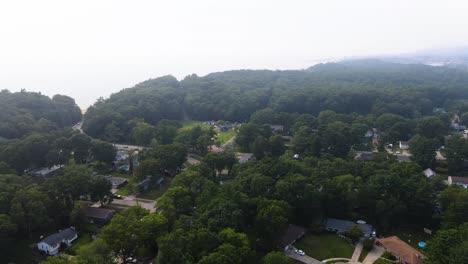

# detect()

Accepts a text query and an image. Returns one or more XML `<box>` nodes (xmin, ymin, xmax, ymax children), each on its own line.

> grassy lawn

<box><xmin>358</xmin><ymin>248</ymin><xmax>369</xmax><ymax>262</ymax></box>
<box><xmin>214</xmin><ymin>129</ymin><xmax>236</xmax><ymax>146</ymax></box>
<box><xmin>116</xmin><ymin>180</ymin><xmax>137</xmax><ymax>196</ymax></box>
<box><xmin>373</xmin><ymin>258</ymin><xmax>394</xmax><ymax>264</ymax></box>
<box><xmin>137</xmin><ymin>177</ymin><xmax>173</xmax><ymax>200</ymax></box>
<box><xmin>392</xmin><ymin>228</ymin><xmax>431</xmax><ymax>251</ymax></box>
<box><xmin>294</xmin><ymin>232</ymin><xmax>354</xmax><ymax>261</ymax></box>
<box><xmin>67</xmin><ymin>233</ymin><xmax>92</xmax><ymax>255</ymax></box>
<box><xmin>178</xmin><ymin>121</ymin><xmax>211</xmax><ymax>132</ymax></box>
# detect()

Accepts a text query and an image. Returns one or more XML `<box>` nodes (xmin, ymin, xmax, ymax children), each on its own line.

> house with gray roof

<box><xmin>31</xmin><ymin>165</ymin><xmax>62</xmax><ymax>177</ymax></box>
<box><xmin>104</xmin><ymin>176</ymin><xmax>128</xmax><ymax>189</ymax></box>
<box><xmin>84</xmin><ymin>207</ymin><xmax>115</xmax><ymax>224</ymax></box>
<box><xmin>37</xmin><ymin>227</ymin><xmax>77</xmax><ymax>255</ymax></box>
<box><xmin>325</xmin><ymin>218</ymin><xmax>373</xmax><ymax>237</ymax></box>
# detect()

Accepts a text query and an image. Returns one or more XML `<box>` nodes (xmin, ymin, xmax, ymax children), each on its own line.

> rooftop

<box><xmin>423</xmin><ymin>168</ymin><xmax>436</xmax><ymax>178</ymax></box>
<box><xmin>450</xmin><ymin>176</ymin><xmax>468</xmax><ymax>184</ymax></box>
<box><xmin>84</xmin><ymin>207</ymin><xmax>115</xmax><ymax>220</ymax></box>
<box><xmin>325</xmin><ymin>218</ymin><xmax>373</xmax><ymax>236</ymax></box>
<box><xmin>377</xmin><ymin>236</ymin><xmax>425</xmax><ymax>264</ymax></box>
<box><xmin>41</xmin><ymin>228</ymin><xmax>77</xmax><ymax>247</ymax></box>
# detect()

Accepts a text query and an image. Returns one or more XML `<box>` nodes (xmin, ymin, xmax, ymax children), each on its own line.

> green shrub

<box><xmin>363</xmin><ymin>238</ymin><xmax>375</xmax><ymax>251</ymax></box>
<box><xmin>382</xmin><ymin>251</ymin><xmax>397</xmax><ymax>261</ymax></box>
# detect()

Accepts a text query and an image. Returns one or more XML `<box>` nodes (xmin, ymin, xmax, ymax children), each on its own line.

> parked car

<box><xmin>294</xmin><ymin>249</ymin><xmax>305</xmax><ymax>256</ymax></box>
<box><xmin>113</xmin><ymin>194</ymin><xmax>123</xmax><ymax>199</ymax></box>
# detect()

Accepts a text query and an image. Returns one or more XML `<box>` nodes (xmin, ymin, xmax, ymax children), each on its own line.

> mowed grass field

<box><xmin>294</xmin><ymin>232</ymin><xmax>354</xmax><ymax>261</ymax></box>
<box><xmin>179</xmin><ymin>120</ymin><xmax>237</xmax><ymax>146</ymax></box>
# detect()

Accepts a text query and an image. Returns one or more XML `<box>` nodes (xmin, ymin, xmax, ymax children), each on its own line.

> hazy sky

<box><xmin>1</xmin><ymin>0</ymin><xmax>468</xmax><ymax>108</ymax></box>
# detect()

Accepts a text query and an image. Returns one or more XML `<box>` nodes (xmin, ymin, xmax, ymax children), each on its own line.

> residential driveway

<box><xmin>362</xmin><ymin>246</ymin><xmax>385</xmax><ymax>264</ymax></box>
<box><xmin>111</xmin><ymin>198</ymin><xmax>156</xmax><ymax>212</ymax></box>
<box><xmin>350</xmin><ymin>241</ymin><xmax>363</xmax><ymax>263</ymax></box>
<box><xmin>285</xmin><ymin>249</ymin><xmax>322</xmax><ymax>264</ymax></box>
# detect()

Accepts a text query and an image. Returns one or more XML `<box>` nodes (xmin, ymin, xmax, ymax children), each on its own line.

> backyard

<box><xmin>179</xmin><ymin>120</ymin><xmax>237</xmax><ymax>146</ymax></box>
<box><xmin>392</xmin><ymin>228</ymin><xmax>431</xmax><ymax>252</ymax></box>
<box><xmin>294</xmin><ymin>232</ymin><xmax>354</xmax><ymax>261</ymax></box>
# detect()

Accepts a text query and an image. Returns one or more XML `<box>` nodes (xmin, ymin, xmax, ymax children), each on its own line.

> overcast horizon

<box><xmin>1</xmin><ymin>0</ymin><xmax>468</xmax><ymax>108</ymax></box>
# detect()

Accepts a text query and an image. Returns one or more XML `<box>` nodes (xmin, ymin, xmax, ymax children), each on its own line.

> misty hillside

<box><xmin>83</xmin><ymin>60</ymin><xmax>468</xmax><ymax>142</ymax></box>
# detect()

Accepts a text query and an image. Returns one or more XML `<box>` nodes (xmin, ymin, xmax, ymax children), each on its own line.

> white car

<box><xmin>294</xmin><ymin>249</ymin><xmax>305</xmax><ymax>256</ymax></box>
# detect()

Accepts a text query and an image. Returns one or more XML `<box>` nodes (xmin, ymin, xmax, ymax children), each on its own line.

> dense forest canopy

<box><xmin>0</xmin><ymin>90</ymin><xmax>82</xmax><ymax>139</ymax></box>
<box><xmin>83</xmin><ymin>60</ymin><xmax>468</xmax><ymax>142</ymax></box>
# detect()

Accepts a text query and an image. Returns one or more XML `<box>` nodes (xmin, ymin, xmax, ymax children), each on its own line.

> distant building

<box><xmin>237</xmin><ymin>153</ymin><xmax>254</xmax><ymax>163</ymax></box>
<box><xmin>138</xmin><ymin>178</ymin><xmax>152</xmax><ymax>192</ymax></box>
<box><xmin>84</xmin><ymin>207</ymin><xmax>115</xmax><ymax>224</ymax></box>
<box><xmin>104</xmin><ymin>176</ymin><xmax>128</xmax><ymax>189</ymax></box>
<box><xmin>325</xmin><ymin>218</ymin><xmax>373</xmax><ymax>237</ymax></box>
<box><xmin>355</xmin><ymin>151</ymin><xmax>376</xmax><ymax>161</ymax></box>
<box><xmin>448</xmin><ymin>176</ymin><xmax>468</xmax><ymax>188</ymax></box>
<box><xmin>278</xmin><ymin>224</ymin><xmax>307</xmax><ymax>251</ymax></box>
<box><xmin>270</xmin><ymin>125</ymin><xmax>284</xmax><ymax>134</ymax></box>
<box><xmin>399</xmin><ymin>141</ymin><xmax>410</xmax><ymax>150</ymax></box>
<box><xmin>37</xmin><ymin>228</ymin><xmax>77</xmax><ymax>255</ymax></box>
<box><xmin>395</xmin><ymin>154</ymin><xmax>412</xmax><ymax>162</ymax></box>
<box><xmin>31</xmin><ymin>165</ymin><xmax>62</xmax><ymax>177</ymax></box>
<box><xmin>209</xmin><ymin>145</ymin><xmax>224</xmax><ymax>153</ymax></box>
<box><xmin>376</xmin><ymin>236</ymin><xmax>425</xmax><ymax>264</ymax></box>
<box><xmin>422</xmin><ymin>168</ymin><xmax>437</xmax><ymax>178</ymax></box>
<box><xmin>115</xmin><ymin>151</ymin><xmax>129</xmax><ymax>162</ymax></box>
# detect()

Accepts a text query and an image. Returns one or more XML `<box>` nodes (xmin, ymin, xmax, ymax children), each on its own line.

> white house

<box><xmin>448</xmin><ymin>176</ymin><xmax>468</xmax><ymax>188</ymax></box>
<box><xmin>399</xmin><ymin>141</ymin><xmax>410</xmax><ymax>150</ymax></box>
<box><xmin>37</xmin><ymin>228</ymin><xmax>77</xmax><ymax>255</ymax></box>
<box><xmin>423</xmin><ymin>168</ymin><xmax>437</xmax><ymax>178</ymax></box>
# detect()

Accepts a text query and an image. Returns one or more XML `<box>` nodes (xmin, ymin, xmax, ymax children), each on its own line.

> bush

<box><xmin>363</xmin><ymin>238</ymin><xmax>375</xmax><ymax>251</ymax></box>
<box><xmin>382</xmin><ymin>251</ymin><xmax>397</xmax><ymax>261</ymax></box>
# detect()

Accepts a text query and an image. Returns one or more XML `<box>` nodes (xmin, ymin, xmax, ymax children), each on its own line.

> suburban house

<box><xmin>376</xmin><ymin>236</ymin><xmax>425</xmax><ymax>264</ymax></box>
<box><xmin>115</xmin><ymin>151</ymin><xmax>129</xmax><ymax>162</ymax></box>
<box><xmin>237</xmin><ymin>153</ymin><xmax>254</xmax><ymax>163</ymax></box>
<box><xmin>270</xmin><ymin>125</ymin><xmax>284</xmax><ymax>134</ymax></box>
<box><xmin>422</xmin><ymin>168</ymin><xmax>437</xmax><ymax>178</ymax></box>
<box><xmin>104</xmin><ymin>176</ymin><xmax>128</xmax><ymax>189</ymax></box>
<box><xmin>278</xmin><ymin>224</ymin><xmax>307</xmax><ymax>251</ymax></box>
<box><xmin>37</xmin><ymin>227</ymin><xmax>78</xmax><ymax>255</ymax></box>
<box><xmin>354</xmin><ymin>151</ymin><xmax>376</xmax><ymax>161</ymax></box>
<box><xmin>399</xmin><ymin>141</ymin><xmax>410</xmax><ymax>150</ymax></box>
<box><xmin>395</xmin><ymin>154</ymin><xmax>412</xmax><ymax>163</ymax></box>
<box><xmin>209</xmin><ymin>145</ymin><xmax>224</xmax><ymax>153</ymax></box>
<box><xmin>325</xmin><ymin>218</ymin><xmax>374</xmax><ymax>237</ymax></box>
<box><xmin>31</xmin><ymin>165</ymin><xmax>62</xmax><ymax>177</ymax></box>
<box><xmin>138</xmin><ymin>178</ymin><xmax>151</xmax><ymax>192</ymax></box>
<box><xmin>84</xmin><ymin>207</ymin><xmax>115</xmax><ymax>224</ymax></box>
<box><xmin>447</xmin><ymin>176</ymin><xmax>468</xmax><ymax>188</ymax></box>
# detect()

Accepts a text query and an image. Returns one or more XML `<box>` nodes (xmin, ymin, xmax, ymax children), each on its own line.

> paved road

<box><xmin>285</xmin><ymin>249</ymin><xmax>322</xmax><ymax>264</ymax></box>
<box><xmin>362</xmin><ymin>246</ymin><xmax>385</xmax><ymax>264</ymax></box>
<box><xmin>112</xmin><ymin>198</ymin><xmax>156</xmax><ymax>212</ymax></box>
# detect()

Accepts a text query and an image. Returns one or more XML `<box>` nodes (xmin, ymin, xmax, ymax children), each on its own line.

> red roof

<box><xmin>377</xmin><ymin>236</ymin><xmax>424</xmax><ymax>264</ymax></box>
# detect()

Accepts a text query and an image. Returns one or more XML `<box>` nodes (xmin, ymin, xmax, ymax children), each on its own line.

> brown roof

<box><xmin>450</xmin><ymin>176</ymin><xmax>468</xmax><ymax>184</ymax></box>
<box><xmin>377</xmin><ymin>236</ymin><xmax>425</xmax><ymax>264</ymax></box>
